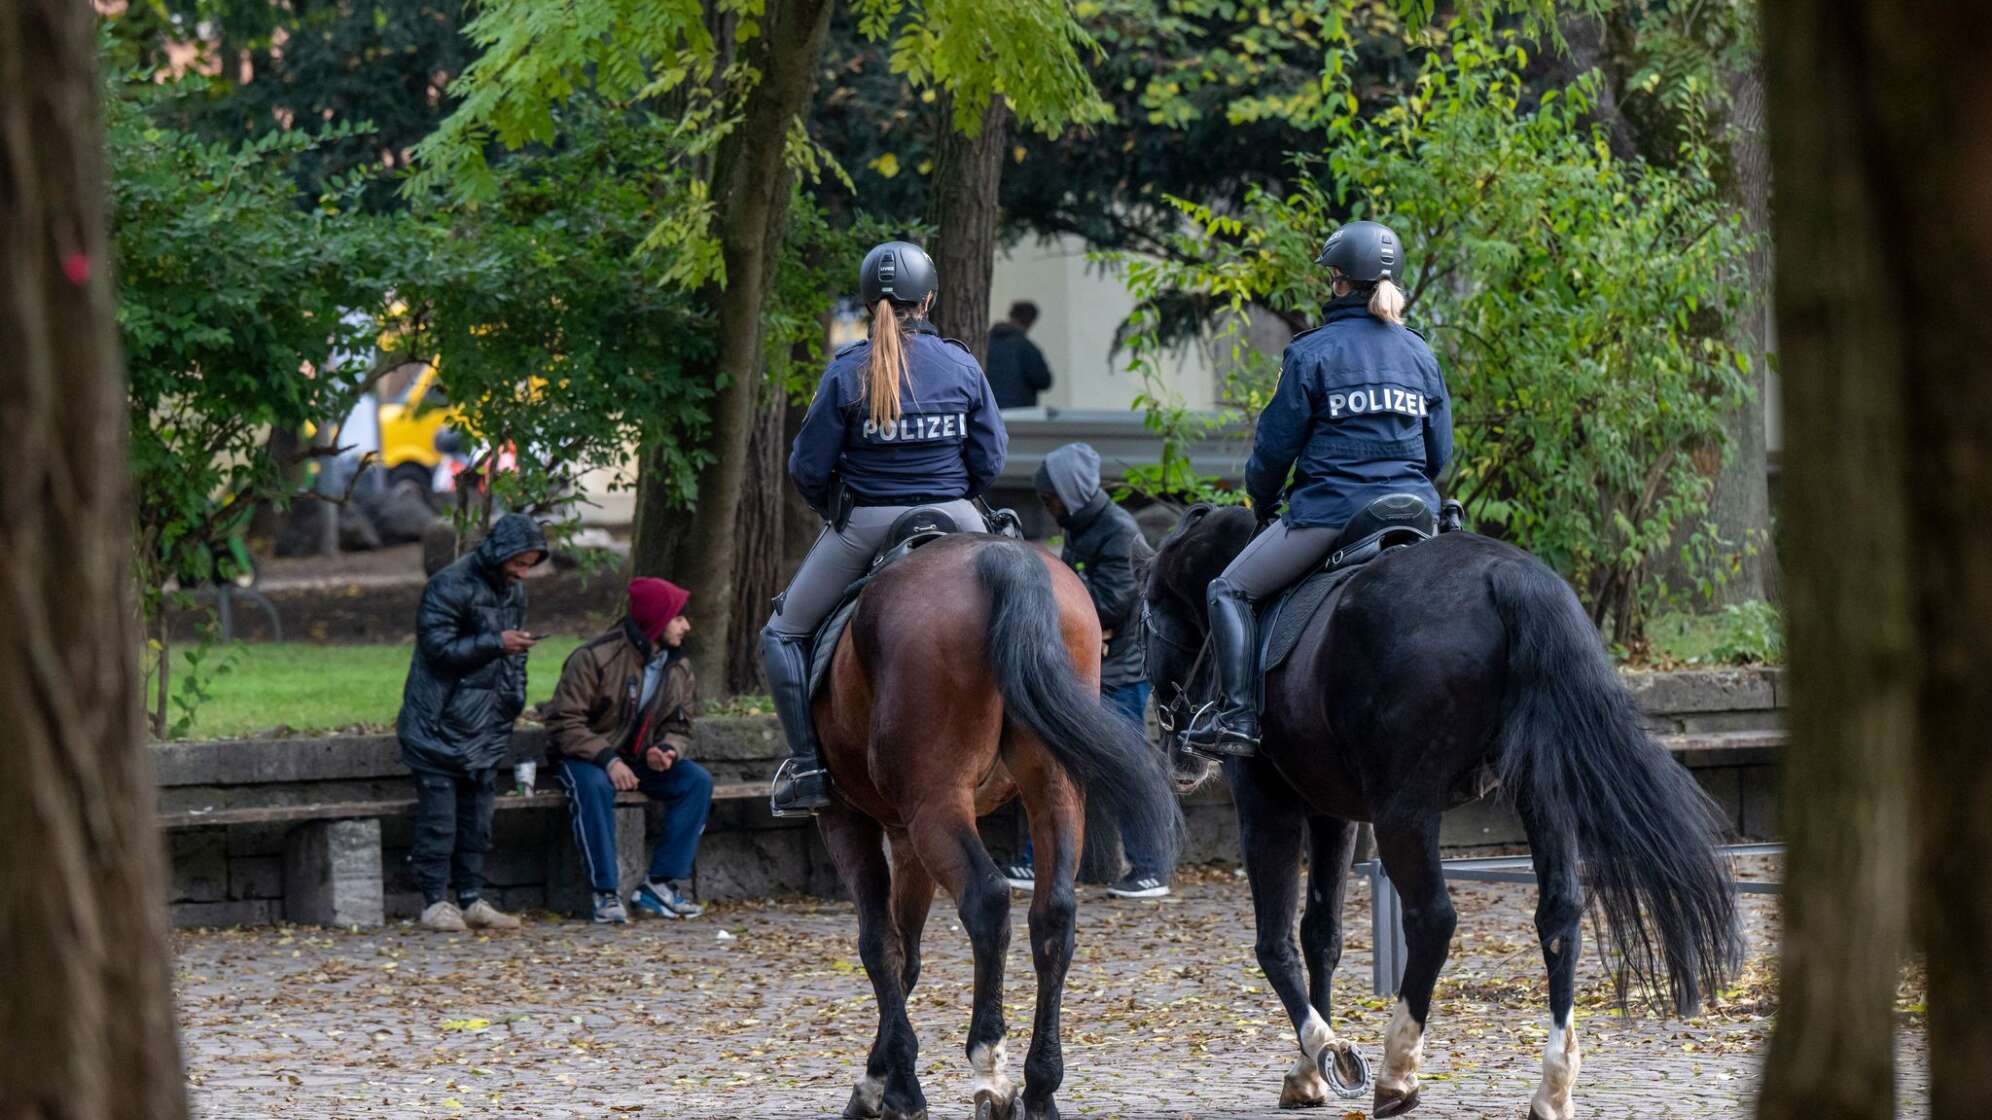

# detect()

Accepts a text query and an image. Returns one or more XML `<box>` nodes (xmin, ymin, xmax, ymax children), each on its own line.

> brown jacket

<box><xmin>541</xmin><ymin>618</ymin><xmax>695</xmax><ymax>767</ymax></box>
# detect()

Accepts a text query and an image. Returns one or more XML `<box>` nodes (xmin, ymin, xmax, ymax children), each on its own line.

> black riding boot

<box><xmin>1183</xmin><ymin>577</ymin><xmax>1260</xmax><ymax>757</ymax></box>
<box><xmin>762</xmin><ymin>629</ymin><xmax>832</xmax><ymax>816</ymax></box>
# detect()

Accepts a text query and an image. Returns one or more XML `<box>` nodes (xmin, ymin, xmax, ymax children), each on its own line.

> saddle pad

<box><xmin>1259</xmin><ymin>567</ymin><xmax>1359</xmax><ymax>675</ymax></box>
<box><xmin>808</xmin><ymin>588</ymin><xmax>863</xmax><ymax>701</ymax></box>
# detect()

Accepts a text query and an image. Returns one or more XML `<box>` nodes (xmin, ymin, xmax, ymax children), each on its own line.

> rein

<box><xmin>1141</xmin><ymin>596</ymin><xmax>1216</xmax><ymax>738</ymax></box>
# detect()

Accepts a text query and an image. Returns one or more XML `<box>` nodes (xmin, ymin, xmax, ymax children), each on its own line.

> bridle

<box><xmin>1141</xmin><ymin>594</ymin><xmax>1215</xmax><ymax>739</ymax></box>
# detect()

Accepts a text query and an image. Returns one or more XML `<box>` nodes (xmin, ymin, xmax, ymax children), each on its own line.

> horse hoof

<box><xmin>975</xmin><ymin>1088</ymin><xmax>1020</xmax><ymax>1120</ymax></box>
<box><xmin>1373</xmin><ymin>1085</ymin><xmax>1421</xmax><ymax>1118</ymax></box>
<box><xmin>882</xmin><ymin>1108</ymin><xmax>928</xmax><ymax>1120</ymax></box>
<box><xmin>843</xmin><ymin>1089</ymin><xmax>882</xmax><ymax>1120</ymax></box>
<box><xmin>1319</xmin><ymin>1043</ymin><xmax>1371</xmax><ymax>1099</ymax></box>
<box><xmin>1277</xmin><ymin>1077</ymin><xmax>1327</xmax><ymax>1109</ymax></box>
<box><xmin>1021</xmin><ymin>1097</ymin><xmax>1060</xmax><ymax>1120</ymax></box>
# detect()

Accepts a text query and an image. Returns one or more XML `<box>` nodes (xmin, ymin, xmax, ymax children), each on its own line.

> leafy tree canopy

<box><xmin>1114</xmin><ymin>20</ymin><xmax>1752</xmax><ymax>640</ymax></box>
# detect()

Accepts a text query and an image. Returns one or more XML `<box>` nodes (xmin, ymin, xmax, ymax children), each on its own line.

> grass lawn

<box><xmin>161</xmin><ymin>637</ymin><xmax>583</xmax><ymax>742</ymax></box>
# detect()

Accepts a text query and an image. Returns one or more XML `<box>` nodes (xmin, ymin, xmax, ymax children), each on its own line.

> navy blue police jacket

<box><xmin>1245</xmin><ymin>293</ymin><xmax>1453</xmax><ymax>529</ymax></box>
<box><xmin>788</xmin><ymin>320</ymin><xmax>1009</xmax><ymax>516</ymax></box>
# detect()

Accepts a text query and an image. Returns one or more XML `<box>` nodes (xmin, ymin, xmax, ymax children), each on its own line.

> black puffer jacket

<box><xmin>397</xmin><ymin>514</ymin><xmax>547</xmax><ymax>775</ymax></box>
<box><xmin>1059</xmin><ymin>492</ymin><xmax>1150</xmax><ymax>689</ymax></box>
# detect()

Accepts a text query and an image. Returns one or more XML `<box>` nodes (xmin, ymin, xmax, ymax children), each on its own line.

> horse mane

<box><xmin>1148</xmin><ymin>502</ymin><xmax>1256</xmax><ymax>613</ymax></box>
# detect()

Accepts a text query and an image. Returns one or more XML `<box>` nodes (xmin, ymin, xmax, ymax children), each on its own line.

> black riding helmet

<box><xmin>1315</xmin><ymin>220</ymin><xmax>1400</xmax><ymax>283</ymax></box>
<box><xmin>859</xmin><ymin>240</ymin><xmax>940</xmax><ymax>308</ymax></box>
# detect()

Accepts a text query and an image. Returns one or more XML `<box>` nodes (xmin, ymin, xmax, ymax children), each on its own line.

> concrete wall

<box><xmin>156</xmin><ymin>669</ymin><xmax>1783</xmax><ymax>927</ymax></box>
<box><xmin>988</xmin><ymin>234</ymin><xmax>1226</xmax><ymax>411</ymax></box>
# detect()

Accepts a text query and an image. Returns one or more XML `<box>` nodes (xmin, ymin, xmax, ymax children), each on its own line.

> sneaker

<box><xmin>1001</xmin><ymin>862</ymin><xmax>1036</xmax><ymax>892</ymax></box>
<box><xmin>461</xmin><ymin>898</ymin><xmax>523</xmax><ymax>930</ymax></box>
<box><xmin>592</xmin><ymin>891</ymin><xmax>629</xmax><ymax>925</ymax></box>
<box><xmin>419</xmin><ymin>900</ymin><xmax>466</xmax><ymax>932</ymax></box>
<box><xmin>1107</xmin><ymin>873</ymin><xmax>1171</xmax><ymax>899</ymax></box>
<box><xmin>631</xmin><ymin>880</ymin><xmax>703</xmax><ymax>920</ymax></box>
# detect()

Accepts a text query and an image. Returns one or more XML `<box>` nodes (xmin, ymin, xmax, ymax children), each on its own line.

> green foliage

<box><xmin>102</xmin><ymin>0</ymin><xmax>477</xmax><ymax>211</ymax></box>
<box><xmin>1112</xmin><ymin>21</ymin><xmax>1753</xmax><ymax>639</ymax></box>
<box><xmin>398</xmin><ymin>98</ymin><xmax>717</xmax><ymax>519</ymax></box>
<box><xmin>1704</xmin><ymin>600</ymin><xmax>1784</xmax><ymax>664</ymax></box>
<box><xmin>411</xmin><ymin>0</ymin><xmax>1109</xmax><ymax>274</ymax></box>
<box><xmin>1643</xmin><ymin>600</ymin><xmax>1784</xmax><ymax>665</ymax></box>
<box><xmin>110</xmin><ymin>69</ymin><xmax>400</xmax><ymax>600</ymax></box>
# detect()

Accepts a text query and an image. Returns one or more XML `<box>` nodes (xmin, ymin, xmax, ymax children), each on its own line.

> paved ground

<box><xmin>177</xmin><ymin>862</ymin><xmax>1928</xmax><ymax>1119</ymax></box>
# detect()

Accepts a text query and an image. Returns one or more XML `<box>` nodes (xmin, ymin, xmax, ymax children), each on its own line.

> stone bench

<box><xmin>161</xmin><ymin>778</ymin><xmax>767</xmax><ymax>929</ymax></box>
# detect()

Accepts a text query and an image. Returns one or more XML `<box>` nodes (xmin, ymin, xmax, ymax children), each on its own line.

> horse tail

<box><xmin>975</xmin><ymin>540</ymin><xmax>1182</xmax><ymax>870</ymax></box>
<box><xmin>1487</xmin><ymin>556</ymin><xmax>1743</xmax><ymax>1015</ymax></box>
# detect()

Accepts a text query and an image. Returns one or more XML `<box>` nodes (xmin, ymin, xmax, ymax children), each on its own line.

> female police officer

<box><xmin>1181</xmin><ymin>220</ymin><xmax>1453</xmax><ymax>757</ymax></box>
<box><xmin>764</xmin><ymin>240</ymin><xmax>1009</xmax><ymax>815</ymax></box>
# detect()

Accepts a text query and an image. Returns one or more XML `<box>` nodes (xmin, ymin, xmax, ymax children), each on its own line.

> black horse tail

<box><xmin>1488</xmin><ymin>557</ymin><xmax>1743</xmax><ymax>1015</ymax></box>
<box><xmin>975</xmin><ymin>540</ymin><xmax>1182</xmax><ymax>871</ymax></box>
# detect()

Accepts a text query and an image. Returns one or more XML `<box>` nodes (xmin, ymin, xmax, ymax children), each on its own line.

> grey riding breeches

<box><xmin>1216</xmin><ymin>519</ymin><xmax>1343</xmax><ymax>601</ymax></box>
<box><xmin>765</xmin><ymin>499</ymin><xmax>986</xmax><ymax>638</ymax></box>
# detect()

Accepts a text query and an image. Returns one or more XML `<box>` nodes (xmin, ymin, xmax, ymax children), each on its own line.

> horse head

<box><xmin>1141</xmin><ymin>502</ymin><xmax>1256</xmax><ymax>791</ymax></box>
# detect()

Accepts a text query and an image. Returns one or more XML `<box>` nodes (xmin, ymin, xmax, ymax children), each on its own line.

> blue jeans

<box><xmin>557</xmin><ymin>755</ymin><xmax>714</xmax><ymax>893</ymax></box>
<box><xmin>1017</xmin><ymin>682</ymin><xmax>1169</xmax><ymax>878</ymax></box>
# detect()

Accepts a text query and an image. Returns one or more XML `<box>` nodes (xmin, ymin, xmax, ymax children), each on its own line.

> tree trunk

<box><xmin>726</xmin><ymin>388</ymin><xmax>787</xmax><ymax>693</ymax></box>
<box><xmin>629</xmin><ymin>0</ymin><xmax>835</xmax><ymax>690</ymax></box>
<box><xmin>1703</xmin><ymin>62</ymin><xmax>1776</xmax><ymax>607</ymax></box>
<box><xmin>1757</xmin><ymin>4</ymin><xmax>1992</xmax><ymax>1119</ymax></box>
<box><xmin>926</xmin><ymin>94</ymin><xmax>1012</xmax><ymax>364</ymax></box>
<box><xmin>0</xmin><ymin>1</ymin><xmax>189</xmax><ymax>1115</ymax></box>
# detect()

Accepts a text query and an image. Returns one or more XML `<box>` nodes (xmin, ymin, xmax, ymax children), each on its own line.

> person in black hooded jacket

<box><xmin>396</xmin><ymin>512</ymin><xmax>547</xmax><ymax>932</ymax></box>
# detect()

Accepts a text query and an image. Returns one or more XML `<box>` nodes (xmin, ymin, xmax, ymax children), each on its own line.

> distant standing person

<box><xmin>985</xmin><ymin>300</ymin><xmax>1054</xmax><ymax>409</ymax></box>
<box><xmin>541</xmin><ymin>577</ymin><xmax>713</xmax><ymax>924</ymax></box>
<box><xmin>1005</xmin><ymin>442</ymin><xmax>1174</xmax><ymax>898</ymax></box>
<box><xmin>396</xmin><ymin>512</ymin><xmax>548</xmax><ymax>932</ymax></box>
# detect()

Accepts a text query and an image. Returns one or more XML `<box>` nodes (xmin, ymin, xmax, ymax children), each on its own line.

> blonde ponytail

<box><xmin>864</xmin><ymin>299</ymin><xmax>908</xmax><ymax>428</ymax></box>
<box><xmin>1369</xmin><ymin>278</ymin><xmax>1407</xmax><ymax>325</ymax></box>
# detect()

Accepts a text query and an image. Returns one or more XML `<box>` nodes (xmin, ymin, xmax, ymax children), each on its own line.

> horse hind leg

<box><xmin>1012</xmin><ymin>743</ymin><xmax>1083</xmax><ymax>1120</ymax></box>
<box><xmin>906</xmin><ymin>805</ymin><xmax>1018</xmax><ymax>1120</ymax></box>
<box><xmin>820</xmin><ymin>808</ymin><xmax>927</xmax><ymax>1120</ymax></box>
<box><xmin>1371</xmin><ymin>818</ymin><xmax>1458</xmax><ymax>1119</ymax></box>
<box><xmin>1520</xmin><ymin>801</ymin><xmax>1584</xmax><ymax>1120</ymax></box>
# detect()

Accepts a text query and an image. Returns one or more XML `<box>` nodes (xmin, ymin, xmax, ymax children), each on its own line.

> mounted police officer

<box><xmin>1182</xmin><ymin>220</ymin><xmax>1453</xmax><ymax>757</ymax></box>
<box><xmin>765</xmin><ymin>240</ymin><xmax>1009</xmax><ymax>815</ymax></box>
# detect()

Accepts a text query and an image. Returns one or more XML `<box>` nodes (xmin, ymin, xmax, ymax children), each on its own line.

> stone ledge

<box><xmin>153</xmin><ymin>667</ymin><xmax>1784</xmax><ymax>788</ymax></box>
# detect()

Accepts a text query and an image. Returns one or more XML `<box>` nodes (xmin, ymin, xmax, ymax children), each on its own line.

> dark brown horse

<box><xmin>814</xmin><ymin>533</ymin><xmax>1180</xmax><ymax>1120</ymax></box>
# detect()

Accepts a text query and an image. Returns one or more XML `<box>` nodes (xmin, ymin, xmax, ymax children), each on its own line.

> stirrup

<box><xmin>769</xmin><ymin>757</ymin><xmax>832</xmax><ymax>818</ymax></box>
<box><xmin>1180</xmin><ymin>704</ymin><xmax>1259</xmax><ymax>759</ymax></box>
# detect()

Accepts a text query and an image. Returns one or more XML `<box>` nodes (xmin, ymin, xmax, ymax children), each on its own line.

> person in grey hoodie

<box><xmin>1004</xmin><ymin>443</ymin><xmax>1174</xmax><ymax>898</ymax></box>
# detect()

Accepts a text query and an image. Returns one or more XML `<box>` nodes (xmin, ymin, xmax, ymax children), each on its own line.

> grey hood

<box><xmin>1034</xmin><ymin>442</ymin><xmax>1101</xmax><ymax>514</ymax></box>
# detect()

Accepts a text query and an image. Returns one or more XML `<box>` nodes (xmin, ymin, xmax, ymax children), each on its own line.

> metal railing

<box><xmin>1363</xmin><ymin>842</ymin><xmax>1783</xmax><ymax>997</ymax></box>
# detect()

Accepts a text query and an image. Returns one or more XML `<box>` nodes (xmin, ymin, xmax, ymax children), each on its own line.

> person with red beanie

<box><xmin>541</xmin><ymin>577</ymin><xmax>712</xmax><ymax>923</ymax></box>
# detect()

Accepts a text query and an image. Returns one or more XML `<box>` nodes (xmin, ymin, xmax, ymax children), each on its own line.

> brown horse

<box><xmin>812</xmin><ymin>532</ymin><xmax>1181</xmax><ymax>1120</ymax></box>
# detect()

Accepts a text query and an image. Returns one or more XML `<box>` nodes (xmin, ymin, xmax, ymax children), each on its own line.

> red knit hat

<box><xmin>628</xmin><ymin>577</ymin><xmax>690</xmax><ymax>643</ymax></box>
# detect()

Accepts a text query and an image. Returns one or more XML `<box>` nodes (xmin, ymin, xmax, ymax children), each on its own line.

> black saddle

<box><xmin>1324</xmin><ymin>493</ymin><xmax>1437</xmax><ymax>572</ymax></box>
<box><xmin>807</xmin><ymin>506</ymin><xmax>979</xmax><ymax>698</ymax></box>
<box><xmin>871</xmin><ymin>506</ymin><xmax>960</xmax><ymax>572</ymax></box>
<box><xmin>1259</xmin><ymin>494</ymin><xmax>1455</xmax><ymax>674</ymax></box>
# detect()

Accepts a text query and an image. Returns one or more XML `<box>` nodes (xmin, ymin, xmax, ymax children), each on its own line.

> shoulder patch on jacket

<box><xmin>1290</xmin><ymin>324</ymin><xmax>1325</xmax><ymax>342</ymax></box>
<box><xmin>1404</xmin><ymin>324</ymin><xmax>1427</xmax><ymax>341</ymax></box>
<box><xmin>941</xmin><ymin>336</ymin><xmax>973</xmax><ymax>353</ymax></box>
<box><xmin>834</xmin><ymin>338</ymin><xmax>869</xmax><ymax>359</ymax></box>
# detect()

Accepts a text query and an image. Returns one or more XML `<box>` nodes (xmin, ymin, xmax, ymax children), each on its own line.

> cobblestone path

<box><xmin>177</xmin><ymin>864</ymin><xmax>1927</xmax><ymax>1119</ymax></box>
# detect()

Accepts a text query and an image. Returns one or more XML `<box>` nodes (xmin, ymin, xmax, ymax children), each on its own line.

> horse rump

<box><xmin>1488</xmin><ymin>557</ymin><xmax>1745</xmax><ymax>1015</ymax></box>
<box><xmin>974</xmin><ymin>541</ymin><xmax>1183</xmax><ymax>869</ymax></box>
